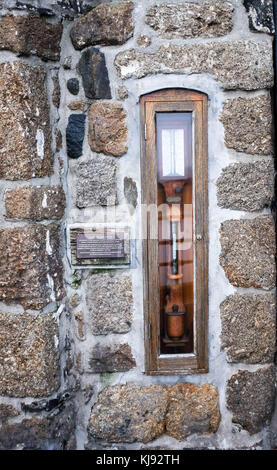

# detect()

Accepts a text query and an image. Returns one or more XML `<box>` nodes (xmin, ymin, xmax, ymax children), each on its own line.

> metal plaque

<box><xmin>69</xmin><ymin>225</ymin><xmax>131</xmax><ymax>267</ymax></box>
<box><xmin>76</xmin><ymin>233</ymin><xmax>125</xmax><ymax>259</ymax></box>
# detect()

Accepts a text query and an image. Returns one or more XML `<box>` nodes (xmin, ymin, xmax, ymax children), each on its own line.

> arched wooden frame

<box><xmin>140</xmin><ymin>89</ymin><xmax>208</xmax><ymax>375</ymax></box>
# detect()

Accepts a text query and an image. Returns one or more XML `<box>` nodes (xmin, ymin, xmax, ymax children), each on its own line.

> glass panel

<box><xmin>156</xmin><ymin>112</ymin><xmax>193</xmax><ymax>355</ymax></box>
<box><xmin>161</xmin><ymin>129</ymin><xmax>185</xmax><ymax>177</ymax></box>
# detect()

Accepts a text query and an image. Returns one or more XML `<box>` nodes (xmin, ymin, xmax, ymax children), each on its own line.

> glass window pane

<box><xmin>156</xmin><ymin>112</ymin><xmax>193</xmax><ymax>355</ymax></box>
<box><xmin>161</xmin><ymin>129</ymin><xmax>185</xmax><ymax>177</ymax></box>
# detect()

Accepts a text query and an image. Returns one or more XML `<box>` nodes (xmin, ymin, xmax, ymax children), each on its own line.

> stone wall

<box><xmin>0</xmin><ymin>0</ymin><xmax>276</xmax><ymax>451</ymax></box>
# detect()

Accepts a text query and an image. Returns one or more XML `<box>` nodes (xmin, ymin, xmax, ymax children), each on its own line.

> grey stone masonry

<box><xmin>226</xmin><ymin>366</ymin><xmax>276</xmax><ymax>434</ymax></box>
<box><xmin>88</xmin><ymin>383</ymin><xmax>220</xmax><ymax>443</ymax></box>
<box><xmin>0</xmin><ymin>61</ymin><xmax>52</xmax><ymax>180</ymax></box>
<box><xmin>145</xmin><ymin>2</ymin><xmax>233</xmax><ymax>39</ymax></box>
<box><xmin>76</xmin><ymin>157</ymin><xmax>117</xmax><ymax>207</ymax></box>
<box><xmin>0</xmin><ymin>312</ymin><xmax>60</xmax><ymax>397</ymax></box>
<box><xmin>220</xmin><ymin>216</ymin><xmax>276</xmax><ymax>290</ymax></box>
<box><xmin>220</xmin><ymin>294</ymin><xmax>276</xmax><ymax>364</ymax></box>
<box><xmin>115</xmin><ymin>41</ymin><xmax>273</xmax><ymax>90</ymax></box>
<box><xmin>89</xmin><ymin>343</ymin><xmax>136</xmax><ymax>373</ymax></box>
<box><xmin>220</xmin><ymin>95</ymin><xmax>273</xmax><ymax>155</ymax></box>
<box><xmin>216</xmin><ymin>160</ymin><xmax>274</xmax><ymax>211</ymax></box>
<box><xmin>86</xmin><ymin>272</ymin><xmax>133</xmax><ymax>335</ymax></box>
<box><xmin>0</xmin><ymin>224</ymin><xmax>64</xmax><ymax>309</ymax></box>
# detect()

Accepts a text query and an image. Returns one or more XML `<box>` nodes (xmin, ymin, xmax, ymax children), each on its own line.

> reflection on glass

<box><xmin>161</xmin><ymin>129</ymin><xmax>185</xmax><ymax>177</ymax></box>
<box><xmin>156</xmin><ymin>112</ymin><xmax>193</xmax><ymax>355</ymax></box>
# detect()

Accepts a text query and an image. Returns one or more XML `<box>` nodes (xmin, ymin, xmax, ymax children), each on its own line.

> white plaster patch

<box><xmin>36</xmin><ymin>128</ymin><xmax>45</xmax><ymax>159</ymax></box>
<box><xmin>46</xmin><ymin>230</ymin><xmax>53</xmax><ymax>255</ymax></box>
<box><xmin>47</xmin><ymin>273</ymin><xmax>56</xmax><ymax>302</ymax></box>
<box><xmin>54</xmin><ymin>334</ymin><xmax>59</xmax><ymax>348</ymax></box>
<box><xmin>53</xmin><ymin>303</ymin><xmax>64</xmax><ymax>323</ymax></box>
<box><xmin>42</xmin><ymin>192</ymin><xmax>48</xmax><ymax>208</ymax></box>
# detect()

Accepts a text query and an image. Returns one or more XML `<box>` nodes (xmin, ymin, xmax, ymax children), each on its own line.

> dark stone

<box><xmin>243</xmin><ymin>0</ymin><xmax>274</xmax><ymax>34</ymax></box>
<box><xmin>226</xmin><ymin>366</ymin><xmax>276</xmax><ymax>434</ymax></box>
<box><xmin>0</xmin><ymin>1</ymin><xmax>111</xmax><ymax>20</ymax></box>
<box><xmin>67</xmin><ymin>78</ymin><xmax>79</xmax><ymax>95</ymax></box>
<box><xmin>0</xmin><ymin>14</ymin><xmax>62</xmax><ymax>61</ymax></box>
<box><xmin>78</xmin><ymin>47</ymin><xmax>111</xmax><ymax>100</ymax></box>
<box><xmin>89</xmin><ymin>343</ymin><xmax>136</xmax><ymax>373</ymax></box>
<box><xmin>70</xmin><ymin>1</ymin><xmax>134</xmax><ymax>49</ymax></box>
<box><xmin>0</xmin><ymin>401</ymin><xmax>76</xmax><ymax>450</ymax></box>
<box><xmin>66</xmin><ymin>114</ymin><xmax>86</xmax><ymax>159</ymax></box>
<box><xmin>21</xmin><ymin>391</ymin><xmax>71</xmax><ymax>413</ymax></box>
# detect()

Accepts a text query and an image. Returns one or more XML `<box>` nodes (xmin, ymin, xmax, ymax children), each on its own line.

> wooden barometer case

<box><xmin>141</xmin><ymin>89</ymin><xmax>208</xmax><ymax>375</ymax></box>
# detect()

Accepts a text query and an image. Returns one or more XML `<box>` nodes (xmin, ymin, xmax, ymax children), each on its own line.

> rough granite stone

<box><xmin>243</xmin><ymin>0</ymin><xmax>274</xmax><ymax>34</ymax></box>
<box><xmin>55</xmin><ymin>129</ymin><xmax>63</xmax><ymax>152</ymax></box>
<box><xmin>67</xmin><ymin>78</ymin><xmax>79</xmax><ymax>96</ymax></box>
<box><xmin>226</xmin><ymin>366</ymin><xmax>276</xmax><ymax>434</ymax></box>
<box><xmin>70</xmin><ymin>1</ymin><xmax>134</xmax><ymax>49</ymax></box>
<box><xmin>216</xmin><ymin>160</ymin><xmax>274</xmax><ymax>211</ymax></box>
<box><xmin>124</xmin><ymin>177</ymin><xmax>138</xmax><ymax>208</ymax></box>
<box><xmin>220</xmin><ymin>95</ymin><xmax>273</xmax><ymax>155</ymax></box>
<box><xmin>89</xmin><ymin>343</ymin><xmax>136</xmax><ymax>373</ymax></box>
<box><xmin>220</xmin><ymin>294</ymin><xmax>276</xmax><ymax>363</ymax></box>
<box><xmin>117</xmin><ymin>86</ymin><xmax>128</xmax><ymax>100</ymax></box>
<box><xmin>69</xmin><ymin>293</ymin><xmax>81</xmax><ymax>308</ymax></box>
<box><xmin>76</xmin><ymin>157</ymin><xmax>117</xmax><ymax>207</ymax></box>
<box><xmin>0</xmin><ymin>224</ymin><xmax>64</xmax><ymax>309</ymax></box>
<box><xmin>88</xmin><ymin>383</ymin><xmax>220</xmax><ymax>443</ymax></box>
<box><xmin>0</xmin><ymin>404</ymin><xmax>19</xmax><ymax>422</ymax></box>
<box><xmin>78</xmin><ymin>47</ymin><xmax>111</xmax><ymax>100</ymax></box>
<box><xmin>0</xmin><ymin>61</ymin><xmax>53</xmax><ymax>180</ymax></box>
<box><xmin>88</xmin><ymin>384</ymin><xmax>168</xmax><ymax>443</ymax></box>
<box><xmin>86</xmin><ymin>273</ymin><xmax>133</xmax><ymax>335</ymax></box>
<box><xmin>220</xmin><ymin>216</ymin><xmax>276</xmax><ymax>290</ymax></box>
<box><xmin>66</xmin><ymin>114</ymin><xmax>86</xmax><ymax>159</ymax></box>
<box><xmin>0</xmin><ymin>402</ymin><xmax>75</xmax><ymax>450</ymax></box>
<box><xmin>52</xmin><ymin>75</ymin><xmax>60</xmax><ymax>108</ymax></box>
<box><xmin>137</xmin><ymin>35</ymin><xmax>151</xmax><ymax>47</ymax></box>
<box><xmin>68</xmin><ymin>101</ymin><xmax>85</xmax><ymax>111</ymax></box>
<box><xmin>115</xmin><ymin>40</ymin><xmax>273</xmax><ymax>90</ymax></box>
<box><xmin>0</xmin><ymin>14</ymin><xmax>62</xmax><ymax>60</ymax></box>
<box><xmin>88</xmin><ymin>101</ymin><xmax>128</xmax><ymax>157</ymax></box>
<box><xmin>74</xmin><ymin>311</ymin><xmax>85</xmax><ymax>342</ymax></box>
<box><xmin>166</xmin><ymin>383</ymin><xmax>220</xmax><ymax>440</ymax></box>
<box><xmin>5</xmin><ymin>185</ymin><xmax>66</xmax><ymax>220</ymax></box>
<box><xmin>145</xmin><ymin>2</ymin><xmax>233</xmax><ymax>39</ymax></box>
<box><xmin>0</xmin><ymin>312</ymin><xmax>60</xmax><ymax>398</ymax></box>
